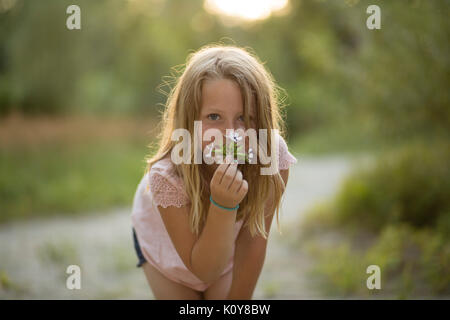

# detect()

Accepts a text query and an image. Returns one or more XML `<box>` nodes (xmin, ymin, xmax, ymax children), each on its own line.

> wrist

<box><xmin>210</xmin><ymin>195</ymin><xmax>239</xmax><ymax>211</ymax></box>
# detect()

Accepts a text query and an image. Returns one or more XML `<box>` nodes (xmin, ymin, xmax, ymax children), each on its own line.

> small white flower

<box><xmin>225</xmin><ymin>131</ymin><xmax>243</xmax><ymax>143</ymax></box>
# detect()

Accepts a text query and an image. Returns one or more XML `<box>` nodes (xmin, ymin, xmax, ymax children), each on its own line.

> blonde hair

<box><xmin>145</xmin><ymin>43</ymin><xmax>289</xmax><ymax>239</ymax></box>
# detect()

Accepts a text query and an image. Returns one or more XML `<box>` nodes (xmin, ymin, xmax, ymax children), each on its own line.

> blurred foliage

<box><xmin>0</xmin><ymin>140</ymin><xmax>149</xmax><ymax>223</ymax></box>
<box><xmin>297</xmin><ymin>142</ymin><xmax>450</xmax><ymax>297</ymax></box>
<box><xmin>0</xmin><ymin>113</ymin><xmax>156</xmax><ymax>223</ymax></box>
<box><xmin>0</xmin><ymin>0</ymin><xmax>448</xmax><ymax>231</ymax></box>
<box><xmin>0</xmin><ymin>0</ymin><xmax>448</xmax><ymax>298</ymax></box>
<box><xmin>334</xmin><ymin>142</ymin><xmax>450</xmax><ymax>233</ymax></box>
<box><xmin>0</xmin><ymin>0</ymin><xmax>448</xmax><ymax>144</ymax></box>
<box><xmin>0</xmin><ymin>269</ymin><xmax>24</xmax><ymax>294</ymax></box>
<box><xmin>37</xmin><ymin>239</ymin><xmax>79</xmax><ymax>267</ymax></box>
<box><xmin>303</xmin><ymin>223</ymin><xmax>450</xmax><ymax>298</ymax></box>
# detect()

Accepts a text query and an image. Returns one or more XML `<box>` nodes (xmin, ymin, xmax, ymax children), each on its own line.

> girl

<box><xmin>131</xmin><ymin>44</ymin><xmax>297</xmax><ymax>300</ymax></box>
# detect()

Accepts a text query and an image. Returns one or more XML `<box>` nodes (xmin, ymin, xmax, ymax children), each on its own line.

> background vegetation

<box><xmin>0</xmin><ymin>0</ymin><xmax>448</xmax><ymax>298</ymax></box>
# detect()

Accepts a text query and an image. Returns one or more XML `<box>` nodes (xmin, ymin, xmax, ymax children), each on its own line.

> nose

<box><xmin>223</xmin><ymin>118</ymin><xmax>245</xmax><ymax>133</ymax></box>
<box><xmin>219</xmin><ymin>119</ymin><xmax>233</xmax><ymax>136</ymax></box>
<box><xmin>221</xmin><ymin>123</ymin><xmax>245</xmax><ymax>138</ymax></box>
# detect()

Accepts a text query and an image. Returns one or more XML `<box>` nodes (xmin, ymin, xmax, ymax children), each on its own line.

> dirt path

<box><xmin>0</xmin><ymin>154</ymin><xmax>369</xmax><ymax>299</ymax></box>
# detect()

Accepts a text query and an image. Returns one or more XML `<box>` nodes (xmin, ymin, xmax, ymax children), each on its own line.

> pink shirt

<box><xmin>131</xmin><ymin>133</ymin><xmax>298</xmax><ymax>291</ymax></box>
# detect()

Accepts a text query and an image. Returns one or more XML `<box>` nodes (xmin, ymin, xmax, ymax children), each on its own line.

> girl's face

<box><xmin>199</xmin><ymin>78</ymin><xmax>256</xmax><ymax>168</ymax></box>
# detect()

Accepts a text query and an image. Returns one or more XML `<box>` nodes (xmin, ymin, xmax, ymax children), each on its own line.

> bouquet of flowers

<box><xmin>204</xmin><ymin>132</ymin><xmax>254</xmax><ymax>164</ymax></box>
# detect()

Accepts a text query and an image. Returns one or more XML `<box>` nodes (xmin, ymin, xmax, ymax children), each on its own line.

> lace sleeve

<box><xmin>147</xmin><ymin>170</ymin><xmax>190</xmax><ymax>208</ymax></box>
<box><xmin>278</xmin><ymin>134</ymin><xmax>298</xmax><ymax>170</ymax></box>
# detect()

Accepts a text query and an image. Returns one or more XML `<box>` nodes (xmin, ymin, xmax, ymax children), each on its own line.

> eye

<box><xmin>207</xmin><ymin>113</ymin><xmax>220</xmax><ymax>121</ymax></box>
<box><xmin>238</xmin><ymin>115</ymin><xmax>254</xmax><ymax>122</ymax></box>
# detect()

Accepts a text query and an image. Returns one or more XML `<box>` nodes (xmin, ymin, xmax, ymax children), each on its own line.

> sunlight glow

<box><xmin>204</xmin><ymin>0</ymin><xmax>289</xmax><ymax>21</ymax></box>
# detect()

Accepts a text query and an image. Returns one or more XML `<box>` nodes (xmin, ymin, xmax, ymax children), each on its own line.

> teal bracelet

<box><xmin>209</xmin><ymin>195</ymin><xmax>239</xmax><ymax>211</ymax></box>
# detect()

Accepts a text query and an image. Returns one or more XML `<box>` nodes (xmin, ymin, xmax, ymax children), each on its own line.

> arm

<box><xmin>158</xmin><ymin>201</ymin><xmax>237</xmax><ymax>284</ymax></box>
<box><xmin>158</xmin><ymin>161</ymin><xmax>248</xmax><ymax>284</ymax></box>
<box><xmin>226</xmin><ymin>168</ymin><xmax>290</xmax><ymax>299</ymax></box>
<box><xmin>190</xmin><ymin>201</ymin><xmax>238</xmax><ymax>282</ymax></box>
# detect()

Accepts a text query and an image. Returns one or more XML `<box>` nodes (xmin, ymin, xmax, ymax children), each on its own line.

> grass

<box><xmin>0</xmin><ymin>113</ymin><xmax>157</xmax><ymax>224</ymax></box>
<box><xmin>0</xmin><ymin>141</ymin><xmax>150</xmax><ymax>223</ymax></box>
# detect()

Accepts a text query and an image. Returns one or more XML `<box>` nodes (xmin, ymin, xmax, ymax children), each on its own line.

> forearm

<box><xmin>226</xmin><ymin>243</ymin><xmax>266</xmax><ymax>300</ymax></box>
<box><xmin>190</xmin><ymin>204</ymin><xmax>237</xmax><ymax>283</ymax></box>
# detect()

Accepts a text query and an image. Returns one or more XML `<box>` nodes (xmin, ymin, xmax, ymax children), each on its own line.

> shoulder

<box><xmin>147</xmin><ymin>156</ymin><xmax>190</xmax><ymax>208</ymax></box>
<box><xmin>276</xmin><ymin>133</ymin><xmax>298</xmax><ymax>171</ymax></box>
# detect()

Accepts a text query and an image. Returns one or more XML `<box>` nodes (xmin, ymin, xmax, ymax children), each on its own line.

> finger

<box><xmin>230</xmin><ymin>170</ymin><xmax>243</xmax><ymax>193</ymax></box>
<box><xmin>221</xmin><ymin>162</ymin><xmax>238</xmax><ymax>188</ymax></box>
<box><xmin>237</xmin><ymin>179</ymin><xmax>248</xmax><ymax>196</ymax></box>
<box><xmin>215</xmin><ymin>155</ymin><xmax>235</xmax><ymax>185</ymax></box>
<box><xmin>211</xmin><ymin>161</ymin><xmax>231</xmax><ymax>186</ymax></box>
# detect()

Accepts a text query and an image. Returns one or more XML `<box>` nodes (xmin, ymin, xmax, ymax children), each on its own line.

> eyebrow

<box><xmin>203</xmin><ymin>107</ymin><xmax>224</xmax><ymax>114</ymax></box>
<box><xmin>203</xmin><ymin>107</ymin><xmax>256</xmax><ymax>117</ymax></box>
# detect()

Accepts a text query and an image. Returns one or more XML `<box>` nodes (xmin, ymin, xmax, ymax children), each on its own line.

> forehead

<box><xmin>201</xmin><ymin>79</ymin><xmax>255</xmax><ymax>115</ymax></box>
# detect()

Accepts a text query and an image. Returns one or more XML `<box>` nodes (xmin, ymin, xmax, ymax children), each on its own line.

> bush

<box><xmin>303</xmin><ymin>223</ymin><xmax>450</xmax><ymax>298</ymax></box>
<box><xmin>333</xmin><ymin>143</ymin><xmax>450</xmax><ymax>233</ymax></box>
<box><xmin>297</xmin><ymin>142</ymin><xmax>450</xmax><ymax>297</ymax></box>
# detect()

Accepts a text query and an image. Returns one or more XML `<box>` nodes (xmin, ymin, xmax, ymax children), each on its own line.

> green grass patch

<box><xmin>0</xmin><ymin>139</ymin><xmax>150</xmax><ymax>224</ymax></box>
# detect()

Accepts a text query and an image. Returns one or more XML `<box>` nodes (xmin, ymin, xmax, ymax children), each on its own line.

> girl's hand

<box><xmin>210</xmin><ymin>157</ymin><xmax>248</xmax><ymax>209</ymax></box>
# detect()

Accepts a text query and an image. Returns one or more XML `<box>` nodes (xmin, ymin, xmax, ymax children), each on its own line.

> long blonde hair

<box><xmin>145</xmin><ymin>43</ymin><xmax>289</xmax><ymax>239</ymax></box>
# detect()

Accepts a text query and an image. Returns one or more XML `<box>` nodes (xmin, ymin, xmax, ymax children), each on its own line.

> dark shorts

<box><xmin>132</xmin><ymin>227</ymin><xmax>147</xmax><ymax>268</ymax></box>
